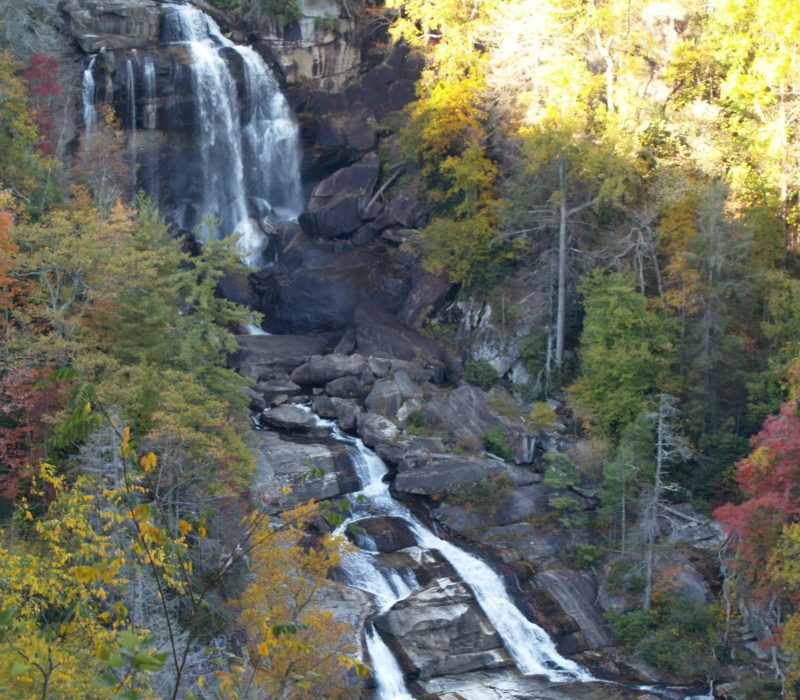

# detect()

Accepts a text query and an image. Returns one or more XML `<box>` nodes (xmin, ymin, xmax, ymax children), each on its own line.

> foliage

<box><xmin>448</xmin><ymin>474</ymin><xmax>513</xmax><ymax>516</ymax></box>
<box><xmin>481</xmin><ymin>426</ymin><xmax>512</xmax><ymax>460</ymax></box>
<box><xmin>206</xmin><ymin>0</ymin><xmax>301</xmax><ymax>27</ymax></box>
<box><xmin>463</xmin><ymin>359</ymin><xmax>502</xmax><ymax>391</ymax></box>
<box><xmin>529</xmin><ymin>401</ymin><xmax>557</xmax><ymax>429</ymax></box>
<box><xmin>404</xmin><ymin>409</ymin><xmax>439</xmax><ymax>437</ymax></box>
<box><xmin>572</xmin><ymin>542</ymin><xmax>603</xmax><ymax>570</ymax></box>
<box><xmin>231</xmin><ymin>503</ymin><xmax>364</xmax><ymax>699</ymax></box>
<box><xmin>0</xmin><ymin>461</ymin><xmax>174</xmax><ymax>699</ymax></box>
<box><xmin>569</xmin><ymin>269</ymin><xmax>673</xmax><ymax>440</ymax></box>
<box><xmin>606</xmin><ymin>595</ymin><xmax>721</xmax><ymax>680</ymax></box>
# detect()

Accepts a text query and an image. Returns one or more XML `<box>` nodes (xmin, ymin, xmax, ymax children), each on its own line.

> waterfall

<box><xmin>142</xmin><ymin>56</ymin><xmax>158</xmax><ymax>200</ymax></box>
<box><xmin>163</xmin><ymin>5</ymin><xmax>303</xmax><ymax>264</ymax></box>
<box><xmin>320</xmin><ymin>423</ymin><xmax>592</xmax><ymax>698</ymax></box>
<box><xmin>81</xmin><ymin>56</ymin><xmax>97</xmax><ymax>148</ymax></box>
<box><xmin>365</xmin><ymin>628</ymin><xmax>416</xmax><ymax>700</ymax></box>
<box><xmin>125</xmin><ymin>58</ymin><xmax>137</xmax><ymax>185</ymax></box>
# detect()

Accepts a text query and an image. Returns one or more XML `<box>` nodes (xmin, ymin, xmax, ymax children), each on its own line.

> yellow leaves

<box><xmin>178</xmin><ymin>519</ymin><xmax>192</xmax><ymax>536</ymax></box>
<box><xmin>120</xmin><ymin>425</ymin><xmax>133</xmax><ymax>457</ymax></box>
<box><xmin>140</xmin><ymin>451</ymin><xmax>157</xmax><ymax>472</ymax></box>
<box><xmin>258</xmin><ymin>641</ymin><xmax>270</xmax><ymax>656</ymax></box>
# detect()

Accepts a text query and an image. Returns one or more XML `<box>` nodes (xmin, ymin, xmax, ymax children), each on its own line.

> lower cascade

<box><xmin>324</xmin><ymin>423</ymin><xmax>591</xmax><ymax>697</ymax></box>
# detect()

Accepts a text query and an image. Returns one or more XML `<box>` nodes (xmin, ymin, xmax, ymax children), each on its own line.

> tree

<box><xmin>599</xmin><ymin>411</ymin><xmax>655</xmax><ymax>552</ymax></box>
<box><xmin>569</xmin><ymin>269</ymin><xmax>673</xmax><ymax>440</ymax></box>
<box><xmin>640</xmin><ymin>394</ymin><xmax>684</xmax><ymax>612</ymax></box>
<box><xmin>232</xmin><ymin>503</ymin><xmax>364</xmax><ymax>700</ymax></box>
<box><xmin>519</xmin><ymin>126</ymin><xmax>635</xmax><ymax>372</ymax></box>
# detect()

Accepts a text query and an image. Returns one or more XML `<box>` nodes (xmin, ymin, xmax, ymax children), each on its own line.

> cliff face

<box><xmin>59</xmin><ymin>4</ymin><xmax>728</xmax><ymax>698</ymax></box>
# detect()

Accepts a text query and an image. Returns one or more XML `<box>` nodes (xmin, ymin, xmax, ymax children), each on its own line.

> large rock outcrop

<box><xmin>251</xmin><ymin>431</ymin><xmax>358</xmax><ymax>511</ymax></box>
<box><xmin>374</xmin><ymin>578</ymin><xmax>513</xmax><ymax>679</ymax></box>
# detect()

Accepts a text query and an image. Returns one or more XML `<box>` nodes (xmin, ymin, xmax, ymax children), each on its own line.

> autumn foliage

<box><xmin>714</xmin><ymin>402</ymin><xmax>800</xmax><ymax>593</ymax></box>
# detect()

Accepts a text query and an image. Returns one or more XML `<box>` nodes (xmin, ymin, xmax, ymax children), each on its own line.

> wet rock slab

<box><xmin>374</xmin><ymin>577</ymin><xmax>513</xmax><ymax>679</ymax></box>
<box><xmin>235</xmin><ymin>334</ymin><xmax>329</xmax><ymax>380</ymax></box>
<box><xmin>417</xmin><ymin>668</ymin><xmax>658</xmax><ymax>699</ymax></box>
<box><xmin>251</xmin><ymin>431</ymin><xmax>358</xmax><ymax>512</ymax></box>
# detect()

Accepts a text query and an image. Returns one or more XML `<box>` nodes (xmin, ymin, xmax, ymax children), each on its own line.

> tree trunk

<box><xmin>555</xmin><ymin>158</ymin><xmax>567</xmax><ymax>371</ymax></box>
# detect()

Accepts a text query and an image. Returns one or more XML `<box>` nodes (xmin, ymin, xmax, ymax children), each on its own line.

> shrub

<box><xmin>464</xmin><ymin>360</ymin><xmax>502</xmax><ymax>391</ymax></box>
<box><xmin>542</xmin><ymin>452</ymin><xmax>579</xmax><ymax>488</ymax></box>
<box><xmin>481</xmin><ymin>426</ymin><xmax>512</xmax><ymax>460</ymax></box>
<box><xmin>572</xmin><ymin>543</ymin><xmax>603</xmax><ymax>570</ymax></box>
<box><xmin>405</xmin><ymin>410</ymin><xmax>438</xmax><ymax>437</ymax></box>
<box><xmin>529</xmin><ymin>401</ymin><xmax>557</xmax><ymax>428</ymax></box>
<box><xmin>449</xmin><ymin>474</ymin><xmax>513</xmax><ymax>515</ymax></box>
<box><xmin>605</xmin><ymin>609</ymin><xmax>656</xmax><ymax>648</ymax></box>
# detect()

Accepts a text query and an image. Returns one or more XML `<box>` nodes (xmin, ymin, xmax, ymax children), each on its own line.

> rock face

<box><xmin>299</xmin><ymin>153</ymin><xmax>380</xmax><ymax>238</ymax></box>
<box><xmin>532</xmin><ymin>570</ymin><xmax>616</xmax><ymax>652</ymax></box>
<box><xmin>235</xmin><ymin>334</ymin><xmax>330</xmax><ymax>380</ymax></box>
<box><xmin>62</xmin><ymin>0</ymin><xmax>162</xmax><ymax>52</ymax></box>
<box><xmin>251</xmin><ymin>431</ymin><xmax>358</xmax><ymax>511</ymax></box>
<box><xmin>374</xmin><ymin>578</ymin><xmax>513</xmax><ymax>679</ymax></box>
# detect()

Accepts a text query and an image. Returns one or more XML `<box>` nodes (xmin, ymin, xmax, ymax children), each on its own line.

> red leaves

<box><xmin>714</xmin><ymin>402</ymin><xmax>800</xmax><ymax>592</ymax></box>
<box><xmin>0</xmin><ymin>365</ymin><xmax>59</xmax><ymax>502</ymax></box>
<box><xmin>23</xmin><ymin>54</ymin><xmax>63</xmax><ymax>156</ymax></box>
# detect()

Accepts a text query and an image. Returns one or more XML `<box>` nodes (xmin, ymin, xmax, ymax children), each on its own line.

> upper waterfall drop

<box><xmin>158</xmin><ymin>4</ymin><xmax>302</xmax><ymax>263</ymax></box>
<box><xmin>78</xmin><ymin>3</ymin><xmax>303</xmax><ymax>265</ymax></box>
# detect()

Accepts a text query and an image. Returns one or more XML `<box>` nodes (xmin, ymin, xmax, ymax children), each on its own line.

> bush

<box><xmin>606</xmin><ymin>609</ymin><xmax>656</xmax><ymax>648</ymax></box>
<box><xmin>607</xmin><ymin>595</ymin><xmax>724</xmax><ymax>681</ymax></box>
<box><xmin>529</xmin><ymin>401</ymin><xmax>558</xmax><ymax>428</ymax></box>
<box><xmin>542</xmin><ymin>452</ymin><xmax>579</xmax><ymax>488</ymax></box>
<box><xmin>449</xmin><ymin>474</ymin><xmax>513</xmax><ymax>515</ymax></box>
<box><xmin>464</xmin><ymin>360</ymin><xmax>502</xmax><ymax>391</ymax></box>
<box><xmin>405</xmin><ymin>410</ymin><xmax>438</xmax><ymax>437</ymax></box>
<box><xmin>572</xmin><ymin>543</ymin><xmax>603</xmax><ymax>570</ymax></box>
<box><xmin>481</xmin><ymin>426</ymin><xmax>512</xmax><ymax>460</ymax></box>
<box><xmin>603</xmin><ymin>557</ymin><xmax>646</xmax><ymax>596</ymax></box>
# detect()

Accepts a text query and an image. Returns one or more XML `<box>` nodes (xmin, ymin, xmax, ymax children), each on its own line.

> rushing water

<box><xmin>141</xmin><ymin>56</ymin><xmax>158</xmax><ymax>200</ymax></box>
<box><xmin>323</xmin><ymin>425</ymin><xmax>591</xmax><ymax>699</ymax></box>
<box><xmin>80</xmin><ymin>5</ymin><xmax>303</xmax><ymax>264</ymax></box>
<box><xmin>163</xmin><ymin>5</ymin><xmax>302</xmax><ymax>263</ymax></box>
<box><xmin>124</xmin><ymin>58</ymin><xmax>137</xmax><ymax>184</ymax></box>
<box><xmin>81</xmin><ymin>56</ymin><xmax>97</xmax><ymax>147</ymax></box>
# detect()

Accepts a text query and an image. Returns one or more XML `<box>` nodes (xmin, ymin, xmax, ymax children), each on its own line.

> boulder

<box><xmin>395</xmin><ymin>456</ymin><xmax>502</xmax><ymax>497</ymax></box>
<box><xmin>374</xmin><ymin>578</ymin><xmax>513</xmax><ymax>679</ymax></box>
<box><xmin>432</xmin><ymin>481</ymin><xmax>550</xmax><ymax>535</ymax></box>
<box><xmin>418</xmin><ymin>668</ymin><xmax>647</xmax><ymax>699</ymax></box>
<box><xmin>234</xmin><ymin>334</ymin><xmax>329</xmax><ymax>380</ymax></box>
<box><xmin>312</xmin><ymin>394</ymin><xmax>339</xmax><ymax>419</ymax></box>
<box><xmin>299</xmin><ymin>153</ymin><xmax>380</xmax><ymax>238</ymax></box>
<box><xmin>272</xmin><ymin>243</ymin><xmax>411</xmax><ymax>333</ymax></box>
<box><xmin>251</xmin><ymin>432</ymin><xmax>358</xmax><ymax>512</ymax></box>
<box><xmin>393</xmin><ymin>369</ymin><xmax>422</xmax><ymax>398</ymax></box>
<box><xmin>290</xmin><ymin>353</ymin><xmax>367</xmax><ymax>386</ymax></box>
<box><xmin>377</xmin><ymin>547</ymin><xmax>457</xmax><ymax>588</ymax></box>
<box><xmin>259</xmin><ymin>405</ymin><xmax>317</xmax><ymax>432</ymax></box>
<box><xmin>354</xmin><ymin>303</ymin><xmax>461</xmax><ymax>382</ymax></box>
<box><xmin>254</xmin><ymin>379</ymin><xmax>302</xmax><ymax>401</ymax></box>
<box><xmin>357</xmin><ymin>411</ymin><xmax>399</xmax><ymax>447</ymax></box>
<box><xmin>349</xmin><ymin>516</ymin><xmax>417</xmax><ymax>553</ymax></box>
<box><xmin>365</xmin><ymin>379</ymin><xmax>403</xmax><ymax>417</ymax></box>
<box><xmin>325</xmin><ymin>375</ymin><xmax>368</xmax><ymax>399</ymax></box>
<box><xmin>423</xmin><ymin>384</ymin><xmax>500</xmax><ymax>444</ymax></box>
<box><xmin>336</xmin><ymin>399</ymin><xmax>363</xmax><ymax>432</ymax></box>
